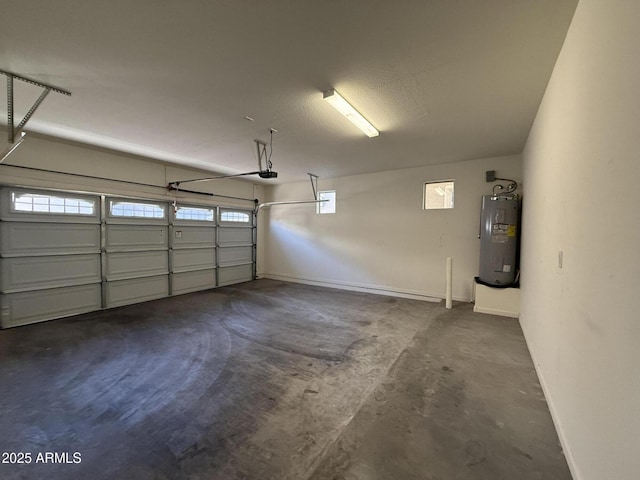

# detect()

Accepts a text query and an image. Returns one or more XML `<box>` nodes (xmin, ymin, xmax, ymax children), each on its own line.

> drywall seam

<box><xmin>519</xmin><ymin>315</ymin><xmax>580</xmax><ymax>480</ymax></box>
<box><xmin>262</xmin><ymin>272</ymin><xmax>468</xmax><ymax>303</ymax></box>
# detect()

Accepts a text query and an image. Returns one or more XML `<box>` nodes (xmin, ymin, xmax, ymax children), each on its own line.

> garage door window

<box><xmin>110</xmin><ymin>200</ymin><xmax>166</xmax><ymax>219</ymax></box>
<box><xmin>11</xmin><ymin>191</ymin><xmax>96</xmax><ymax>215</ymax></box>
<box><xmin>220</xmin><ymin>209</ymin><xmax>251</xmax><ymax>223</ymax></box>
<box><xmin>175</xmin><ymin>206</ymin><xmax>214</xmax><ymax>222</ymax></box>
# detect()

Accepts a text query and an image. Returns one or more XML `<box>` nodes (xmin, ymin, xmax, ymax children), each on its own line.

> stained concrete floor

<box><xmin>0</xmin><ymin>279</ymin><xmax>571</xmax><ymax>480</ymax></box>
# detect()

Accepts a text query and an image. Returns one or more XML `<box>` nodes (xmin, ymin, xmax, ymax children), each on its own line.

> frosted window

<box><xmin>424</xmin><ymin>181</ymin><xmax>454</xmax><ymax>209</ymax></box>
<box><xmin>220</xmin><ymin>210</ymin><xmax>250</xmax><ymax>223</ymax></box>
<box><xmin>175</xmin><ymin>206</ymin><xmax>214</xmax><ymax>221</ymax></box>
<box><xmin>110</xmin><ymin>201</ymin><xmax>165</xmax><ymax>218</ymax></box>
<box><xmin>12</xmin><ymin>192</ymin><xmax>95</xmax><ymax>215</ymax></box>
<box><xmin>316</xmin><ymin>191</ymin><xmax>336</xmax><ymax>214</ymax></box>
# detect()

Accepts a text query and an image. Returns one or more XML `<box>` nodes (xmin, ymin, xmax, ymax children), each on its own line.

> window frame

<box><xmin>316</xmin><ymin>190</ymin><xmax>336</xmax><ymax>214</ymax></box>
<box><xmin>423</xmin><ymin>180</ymin><xmax>455</xmax><ymax>210</ymax></box>
<box><xmin>219</xmin><ymin>208</ymin><xmax>252</xmax><ymax>225</ymax></box>
<box><xmin>108</xmin><ymin>199</ymin><xmax>167</xmax><ymax>220</ymax></box>
<box><xmin>174</xmin><ymin>205</ymin><xmax>215</xmax><ymax>222</ymax></box>
<box><xmin>10</xmin><ymin>190</ymin><xmax>97</xmax><ymax>217</ymax></box>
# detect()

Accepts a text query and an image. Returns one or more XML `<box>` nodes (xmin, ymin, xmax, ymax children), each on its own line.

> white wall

<box><xmin>520</xmin><ymin>1</ymin><xmax>640</xmax><ymax>479</ymax></box>
<box><xmin>0</xmin><ymin>133</ymin><xmax>266</xmax><ymax>274</ymax></box>
<box><xmin>262</xmin><ymin>155</ymin><xmax>521</xmax><ymax>302</ymax></box>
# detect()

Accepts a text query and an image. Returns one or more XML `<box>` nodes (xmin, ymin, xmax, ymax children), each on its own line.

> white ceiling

<box><xmin>0</xmin><ymin>0</ymin><xmax>577</xmax><ymax>183</ymax></box>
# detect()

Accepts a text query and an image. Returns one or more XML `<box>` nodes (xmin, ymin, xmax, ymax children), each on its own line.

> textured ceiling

<box><xmin>0</xmin><ymin>0</ymin><xmax>577</xmax><ymax>183</ymax></box>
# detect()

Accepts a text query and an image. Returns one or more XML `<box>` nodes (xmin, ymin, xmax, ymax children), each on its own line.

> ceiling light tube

<box><xmin>323</xmin><ymin>89</ymin><xmax>379</xmax><ymax>137</ymax></box>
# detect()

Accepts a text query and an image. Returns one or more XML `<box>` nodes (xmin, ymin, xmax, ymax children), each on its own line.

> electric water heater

<box><xmin>478</xmin><ymin>195</ymin><xmax>520</xmax><ymax>286</ymax></box>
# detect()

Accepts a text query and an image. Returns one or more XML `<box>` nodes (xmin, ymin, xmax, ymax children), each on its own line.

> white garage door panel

<box><xmin>0</xmin><ymin>189</ymin><xmax>258</xmax><ymax>327</ymax></box>
<box><xmin>171</xmin><ymin>248</ymin><xmax>216</xmax><ymax>272</ymax></box>
<box><xmin>0</xmin><ymin>255</ymin><xmax>101</xmax><ymax>292</ymax></box>
<box><xmin>105</xmin><ymin>251</ymin><xmax>169</xmax><ymax>281</ymax></box>
<box><xmin>0</xmin><ymin>222</ymin><xmax>100</xmax><ymax>256</ymax></box>
<box><xmin>218</xmin><ymin>264</ymin><xmax>253</xmax><ymax>286</ymax></box>
<box><xmin>218</xmin><ymin>227</ymin><xmax>253</xmax><ymax>245</ymax></box>
<box><xmin>0</xmin><ymin>284</ymin><xmax>102</xmax><ymax>328</ymax></box>
<box><xmin>218</xmin><ymin>246</ymin><xmax>252</xmax><ymax>266</ymax></box>
<box><xmin>105</xmin><ymin>225</ymin><xmax>168</xmax><ymax>252</ymax></box>
<box><xmin>105</xmin><ymin>275</ymin><xmax>169</xmax><ymax>308</ymax></box>
<box><xmin>172</xmin><ymin>269</ymin><xmax>216</xmax><ymax>295</ymax></box>
<box><xmin>171</xmin><ymin>226</ymin><xmax>216</xmax><ymax>248</ymax></box>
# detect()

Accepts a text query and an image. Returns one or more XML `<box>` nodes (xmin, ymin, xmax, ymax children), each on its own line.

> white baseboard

<box><xmin>519</xmin><ymin>316</ymin><xmax>581</xmax><ymax>480</ymax></box>
<box><xmin>260</xmin><ymin>272</ymin><xmax>467</xmax><ymax>303</ymax></box>
<box><xmin>473</xmin><ymin>305</ymin><xmax>519</xmax><ymax>318</ymax></box>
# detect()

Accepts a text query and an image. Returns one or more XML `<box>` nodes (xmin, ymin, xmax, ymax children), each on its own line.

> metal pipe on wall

<box><xmin>445</xmin><ymin>257</ymin><xmax>453</xmax><ymax>309</ymax></box>
<box><xmin>256</xmin><ymin>199</ymin><xmax>327</xmax><ymax>213</ymax></box>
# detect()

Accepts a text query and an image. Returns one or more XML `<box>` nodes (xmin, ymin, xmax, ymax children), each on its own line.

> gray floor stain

<box><xmin>0</xmin><ymin>279</ymin><xmax>570</xmax><ymax>480</ymax></box>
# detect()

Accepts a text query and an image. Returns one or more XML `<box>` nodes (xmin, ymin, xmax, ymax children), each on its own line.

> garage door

<box><xmin>0</xmin><ymin>187</ymin><xmax>102</xmax><ymax>328</ymax></box>
<box><xmin>103</xmin><ymin>198</ymin><xmax>169</xmax><ymax>308</ymax></box>
<box><xmin>0</xmin><ymin>188</ymin><xmax>258</xmax><ymax>328</ymax></box>
<box><xmin>170</xmin><ymin>204</ymin><xmax>217</xmax><ymax>295</ymax></box>
<box><xmin>217</xmin><ymin>207</ymin><xmax>255</xmax><ymax>286</ymax></box>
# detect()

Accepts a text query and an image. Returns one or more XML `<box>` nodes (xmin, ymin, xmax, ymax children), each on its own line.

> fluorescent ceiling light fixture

<box><xmin>323</xmin><ymin>89</ymin><xmax>379</xmax><ymax>137</ymax></box>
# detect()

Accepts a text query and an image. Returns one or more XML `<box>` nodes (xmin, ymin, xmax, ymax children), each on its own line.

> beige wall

<box><xmin>520</xmin><ymin>1</ymin><xmax>640</xmax><ymax>479</ymax></box>
<box><xmin>262</xmin><ymin>155</ymin><xmax>521</xmax><ymax>302</ymax></box>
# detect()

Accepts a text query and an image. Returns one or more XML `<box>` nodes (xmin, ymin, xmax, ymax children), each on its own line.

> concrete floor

<box><xmin>0</xmin><ymin>279</ymin><xmax>571</xmax><ymax>480</ymax></box>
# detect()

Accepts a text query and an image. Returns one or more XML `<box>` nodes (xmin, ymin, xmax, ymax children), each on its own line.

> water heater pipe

<box><xmin>445</xmin><ymin>257</ymin><xmax>453</xmax><ymax>309</ymax></box>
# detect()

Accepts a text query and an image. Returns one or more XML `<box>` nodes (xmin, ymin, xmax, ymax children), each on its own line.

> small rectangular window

<box><xmin>317</xmin><ymin>190</ymin><xmax>336</xmax><ymax>214</ymax></box>
<box><xmin>110</xmin><ymin>200</ymin><xmax>166</xmax><ymax>219</ymax></box>
<box><xmin>12</xmin><ymin>192</ymin><xmax>96</xmax><ymax>215</ymax></box>
<box><xmin>220</xmin><ymin>209</ymin><xmax>251</xmax><ymax>223</ymax></box>
<box><xmin>175</xmin><ymin>206</ymin><xmax>214</xmax><ymax>221</ymax></box>
<box><xmin>424</xmin><ymin>181</ymin><xmax>454</xmax><ymax>209</ymax></box>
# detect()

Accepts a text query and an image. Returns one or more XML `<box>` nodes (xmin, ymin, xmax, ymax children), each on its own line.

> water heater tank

<box><xmin>478</xmin><ymin>195</ymin><xmax>520</xmax><ymax>286</ymax></box>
